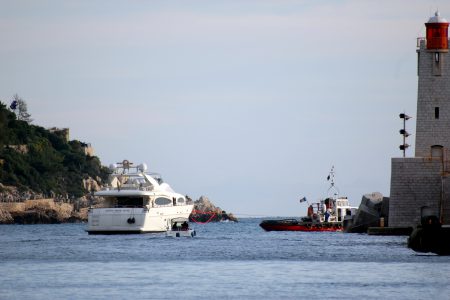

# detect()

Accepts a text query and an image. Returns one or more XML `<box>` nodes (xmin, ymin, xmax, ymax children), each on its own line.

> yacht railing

<box><xmin>100</xmin><ymin>184</ymin><xmax>154</xmax><ymax>191</ymax></box>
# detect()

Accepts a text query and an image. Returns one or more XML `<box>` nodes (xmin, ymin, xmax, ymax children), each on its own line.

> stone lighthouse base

<box><xmin>389</xmin><ymin>157</ymin><xmax>450</xmax><ymax>228</ymax></box>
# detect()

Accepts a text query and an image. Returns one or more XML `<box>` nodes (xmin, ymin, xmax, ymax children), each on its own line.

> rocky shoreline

<box><xmin>190</xmin><ymin>196</ymin><xmax>238</xmax><ymax>223</ymax></box>
<box><xmin>0</xmin><ymin>199</ymin><xmax>89</xmax><ymax>224</ymax></box>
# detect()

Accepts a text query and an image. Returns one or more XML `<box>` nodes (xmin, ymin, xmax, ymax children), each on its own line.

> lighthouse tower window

<box><xmin>435</xmin><ymin>107</ymin><xmax>440</xmax><ymax>119</ymax></box>
<box><xmin>433</xmin><ymin>52</ymin><xmax>442</xmax><ymax>76</ymax></box>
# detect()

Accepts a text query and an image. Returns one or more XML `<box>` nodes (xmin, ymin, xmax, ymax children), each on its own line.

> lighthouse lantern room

<box><xmin>425</xmin><ymin>11</ymin><xmax>449</xmax><ymax>50</ymax></box>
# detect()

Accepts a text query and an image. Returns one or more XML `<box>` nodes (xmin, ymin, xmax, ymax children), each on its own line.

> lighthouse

<box><xmin>415</xmin><ymin>11</ymin><xmax>450</xmax><ymax>157</ymax></box>
<box><xmin>389</xmin><ymin>12</ymin><xmax>450</xmax><ymax>227</ymax></box>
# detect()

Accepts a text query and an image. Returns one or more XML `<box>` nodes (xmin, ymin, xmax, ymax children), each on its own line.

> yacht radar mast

<box><xmin>327</xmin><ymin>166</ymin><xmax>340</xmax><ymax>198</ymax></box>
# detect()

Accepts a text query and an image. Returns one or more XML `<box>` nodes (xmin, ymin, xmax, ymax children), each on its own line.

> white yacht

<box><xmin>86</xmin><ymin>160</ymin><xmax>194</xmax><ymax>234</ymax></box>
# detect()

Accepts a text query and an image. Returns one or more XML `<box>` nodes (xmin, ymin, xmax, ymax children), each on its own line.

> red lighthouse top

<box><xmin>425</xmin><ymin>11</ymin><xmax>449</xmax><ymax>49</ymax></box>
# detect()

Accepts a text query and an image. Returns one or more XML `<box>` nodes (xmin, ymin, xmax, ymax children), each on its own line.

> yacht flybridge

<box><xmin>86</xmin><ymin>160</ymin><xmax>193</xmax><ymax>234</ymax></box>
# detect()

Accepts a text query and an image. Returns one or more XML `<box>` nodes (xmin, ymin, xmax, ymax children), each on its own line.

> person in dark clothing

<box><xmin>181</xmin><ymin>221</ymin><xmax>189</xmax><ymax>231</ymax></box>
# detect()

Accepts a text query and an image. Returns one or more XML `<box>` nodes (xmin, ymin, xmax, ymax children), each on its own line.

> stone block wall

<box><xmin>442</xmin><ymin>176</ymin><xmax>450</xmax><ymax>224</ymax></box>
<box><xmin>389</xmin><ymin>157</ymin><xmax>442</xmax><ymax>227</ymax></box>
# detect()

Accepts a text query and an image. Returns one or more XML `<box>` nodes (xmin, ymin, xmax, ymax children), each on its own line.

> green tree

<box><xmin>0</xmin><ymin>101</ymin><xmax>10</xmax><ymax>148</ymax></box>
<box><xmin>12</xmin><ymin>94</ymin><xmax>33</xmax><ymax>123</ymax></box>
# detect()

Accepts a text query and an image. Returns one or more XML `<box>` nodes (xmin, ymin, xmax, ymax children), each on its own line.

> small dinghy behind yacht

<box><xmin>166</xmin><ymin>217</ymin><xmax>196</xmax><ymax>238</ymax></box>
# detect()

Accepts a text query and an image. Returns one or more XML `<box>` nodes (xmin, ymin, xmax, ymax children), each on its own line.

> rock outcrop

<box><xmin>0</xmin><ymin>206</ymin><xmax>13</xmax><ymax>224</ymax></box>
<box><xmin>190</xmin><ymin>195</ymin><xmax>238</xmax><ymax>222</ymax></box>
<box><xmin>82</xmin><ymin>177</ymin><xmax>101</xmax><ymax>192</ymax></box>
<box><xmin>0</xmin><ymin>198</ymin><xmax>89</xmax><ymax>224</ymax></box>
<box><xmin>0</xmin><ymin>184</ymin><xmax>97</xmax><ymax>224</ymax></box>
<box><xmin>0</xmin><ymin>185</ymin><xmax>46</xmax><ymax>202</ymax></box>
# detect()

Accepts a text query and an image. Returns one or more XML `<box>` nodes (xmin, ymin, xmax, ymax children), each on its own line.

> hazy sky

<box><xmin>1</xmin><ymin>0</ymin><xmax>450</xmax><ymax>216</ymax></box>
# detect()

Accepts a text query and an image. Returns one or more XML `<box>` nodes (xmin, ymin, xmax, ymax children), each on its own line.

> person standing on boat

<box><xmin>181</xmin><ymin>221</ymin><xmax>189</xmax><ymax>231</ymax></box>
<box><xmin>322</xmin><ymin>202</ymin><xmax>328</xmax><ymax>222</ymax></box>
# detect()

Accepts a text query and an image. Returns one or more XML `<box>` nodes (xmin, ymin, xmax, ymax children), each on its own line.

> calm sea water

<box><xmin>1</xmin><ymin>218</ymin><xmax>450</xmax><ymax>300</ymax></box>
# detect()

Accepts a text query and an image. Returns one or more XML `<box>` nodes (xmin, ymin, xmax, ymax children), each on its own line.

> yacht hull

<box><xmin>86</xmin><ymin>205</ymin><xmax>194</xmax><ymax>234</ymax></box>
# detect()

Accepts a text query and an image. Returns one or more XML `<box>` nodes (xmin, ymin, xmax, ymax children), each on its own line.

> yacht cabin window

<box><xmin>155</xmin><ymin>197</ymin><xmax>172</xmax><ymax>206</ymax></box>
<box><xmin>116</xmin><ymin>197</ymin><xmax>144</xmax><ymax>207</ymax></box>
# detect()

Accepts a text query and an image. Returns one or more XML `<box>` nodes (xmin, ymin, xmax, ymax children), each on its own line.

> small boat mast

<box><xmin>326</xmin><ymin>166</ymin><xmax>340</xmax><ymax>199</ymax></box>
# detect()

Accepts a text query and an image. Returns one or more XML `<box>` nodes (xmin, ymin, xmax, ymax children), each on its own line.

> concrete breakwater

<box><xmin>344</xmin><ymin>192</ymin><xmax>390</xmax><ymax>233</ymax></box>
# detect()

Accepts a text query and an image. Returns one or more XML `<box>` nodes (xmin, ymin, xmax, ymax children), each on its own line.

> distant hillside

<box><xmin>0</xmin><ymin>101</ymin><xmax>109</xmax><ymax>197</ymax></box>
